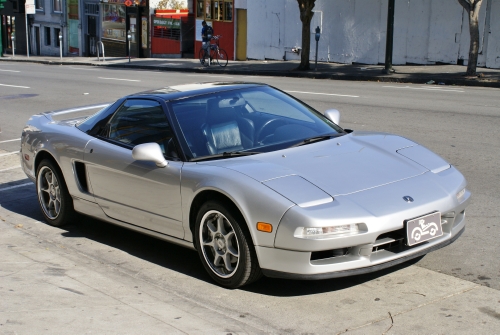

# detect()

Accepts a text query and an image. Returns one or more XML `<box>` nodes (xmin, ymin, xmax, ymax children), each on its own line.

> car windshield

<box><xmin>170</xmin><ymin>86</ymin><xmax>344</xmax><ymax>161</ymax></box>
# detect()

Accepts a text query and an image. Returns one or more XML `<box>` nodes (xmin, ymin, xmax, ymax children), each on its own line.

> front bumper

<box><xmin>260</xmin><ymin>226</ymin><xmax>464</xmax><ymax>280</ymax></box>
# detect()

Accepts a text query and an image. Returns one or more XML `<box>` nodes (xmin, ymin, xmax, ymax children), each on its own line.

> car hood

<box><xmin>201</xmin><ymin>132</ymin><xmax>447</xmax><ymax>200</ymax></box>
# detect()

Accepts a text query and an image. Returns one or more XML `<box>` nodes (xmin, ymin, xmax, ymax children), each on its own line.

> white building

<box><xmin>242</xmin><ymin>0</ymin><xmax>500</xmax><ymax>68</ymax></box>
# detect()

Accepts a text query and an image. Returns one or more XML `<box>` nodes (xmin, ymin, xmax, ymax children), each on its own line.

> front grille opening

<box><xmin>373</xmin><ymin>228</ymin><xmax>428</xmax><ymax>254</ymax></box>
<box><xmin>372</xmin><ymin>228</ymin><xmax>405</xmax><ymax>253</ymax></box>
<box><xmin>311</xmin><ymin>248</ymin><xmax>348</xmax><ymax>261</ymax></box>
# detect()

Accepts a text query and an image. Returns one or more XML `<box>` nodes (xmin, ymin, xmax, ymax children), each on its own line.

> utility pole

<box><xmin>383</xmin><ymin>0</ymin><xmax>395</xmax><ymax>74</ymax></box>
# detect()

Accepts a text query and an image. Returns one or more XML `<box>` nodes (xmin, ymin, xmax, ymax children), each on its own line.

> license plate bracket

<box><xmin>405</xmin><ymin>212</ymin><xmax>443</xmax><ymax>246</ymax></box>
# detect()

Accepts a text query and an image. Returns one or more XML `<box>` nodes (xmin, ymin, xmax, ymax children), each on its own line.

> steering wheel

<box><xmin>256</xmin><ymin>118</ymin><xmax>289</xmax><ymax>143</ymax></box>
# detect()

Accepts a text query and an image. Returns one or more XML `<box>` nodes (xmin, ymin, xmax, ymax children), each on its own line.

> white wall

<box><xmin>246</xmin><ymin>0</ymin><xmax>500</xmax><ymax>68</ymax></box>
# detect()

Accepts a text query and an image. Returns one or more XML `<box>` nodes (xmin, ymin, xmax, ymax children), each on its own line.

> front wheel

<box><xmin>36</xmin><ymin>159</ymin><xmax>76</xmax><ymax>226</ymax></box>
<box><xmin>194</xmin><ymin>201</ymin><xmax>261</xmax><ymax>288</ymax></box>
<box><xmin>216</xmin><ymin>49</ymin><xmax>228</xmax><ymax>67</ymax></box>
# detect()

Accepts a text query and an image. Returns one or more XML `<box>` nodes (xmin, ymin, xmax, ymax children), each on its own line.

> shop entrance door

<box><xmin>34</xmin><ymin>26</ymin><xmax>40</xmax><ymax>55</ymax></box>
<box><xmin>86</xmin><ymin>15</ymin><xmax>97</xmax><ymax>57</ymax></box>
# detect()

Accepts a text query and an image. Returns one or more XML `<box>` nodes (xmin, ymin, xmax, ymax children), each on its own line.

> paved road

<box><xmin>1</xmin><ymin>62</ymin><xmax>499</xmax><ymax>333</ymax></box>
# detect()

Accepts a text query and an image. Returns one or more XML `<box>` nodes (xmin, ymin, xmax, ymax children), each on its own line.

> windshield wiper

<box><xmin>289</xmin><ymin>133</ymin><xmax>344</xmax><ymax>148</ymax></box>
<box><xmin>190</xmin><ymin>151</ymin><xmax>261</xmax><ymax>162</ymax></box>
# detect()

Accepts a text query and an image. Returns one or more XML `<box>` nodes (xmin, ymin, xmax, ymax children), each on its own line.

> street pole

<box><xmin>383</xmin><ymin>0</ymin><xmax>395</xmax><ymax>74</ymax></box>
<box><xmin>25</xmin><ymin>12</ymin><xmax>29</xmax><ymax>58</ymax></box>
<box><xmin>314</xmin><ymin>26</ymin><xmax>321</xmax><ymax>71</ymax></box>
<box><xmin>0</xmin><ymin>22</ymin><xmax>3</xmax><ymax>57</ymax></box>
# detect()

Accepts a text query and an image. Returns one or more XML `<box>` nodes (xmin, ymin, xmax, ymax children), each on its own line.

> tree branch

<box><xmin>457</xmin><ymin>0</ymin><xmax>471</xmax><ymax>12</ymax></box>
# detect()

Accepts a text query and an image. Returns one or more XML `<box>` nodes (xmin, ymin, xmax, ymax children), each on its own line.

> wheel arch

<box><xmin>189</xmin><ymin>190</ymin><xmax>254</xmax><ymax>249</ymax></box>
<box><xmin>34</xmin><ymin>150</ymin><xmax>61</xmax><ymax>176</ymax></box>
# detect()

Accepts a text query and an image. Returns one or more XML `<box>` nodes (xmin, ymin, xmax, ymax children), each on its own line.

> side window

<box><xmin>106</xmin><ymin>99</ymin><xmax>177</xmax><ymax>158</ymax></box>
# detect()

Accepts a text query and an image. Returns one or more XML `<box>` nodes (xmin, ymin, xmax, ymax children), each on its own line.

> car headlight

<box><xmin>295</xmin><ymin>224</ymin><xmax>361</xmax><ymax>239</ymax></box>
<box><xmin>456</xmin><ymin>188</ymin><xmax>466</xmax><ymax>202</ymax></box>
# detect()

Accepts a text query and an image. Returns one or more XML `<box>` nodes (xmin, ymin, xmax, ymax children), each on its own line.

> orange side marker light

<box><xmin>257</xmin><ymin>222</ymin><xmax>273</xmax><ymax>233</ymax></box>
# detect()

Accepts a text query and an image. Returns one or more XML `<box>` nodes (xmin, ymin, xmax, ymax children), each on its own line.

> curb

<box><xmin>2</xmin><ymin>57</ymin><xmax>499</xmax><ymax>88</ymax></box>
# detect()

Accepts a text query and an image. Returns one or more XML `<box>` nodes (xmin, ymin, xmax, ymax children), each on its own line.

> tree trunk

<box><xmin>297</xmin><ymin>0</ymin><xmax>316</xmax><ymax>71</ymax></box>
<box><xmin>467</xmin><ymin>8</ymin><xmax>480</xmax><ymax>76</ymax></box>
<box><xmin>457</xmin><ymin>0</ymin><xmax>483</xmax><ymax>76</ymax></box>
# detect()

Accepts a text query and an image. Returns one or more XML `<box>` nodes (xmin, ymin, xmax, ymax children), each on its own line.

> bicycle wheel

<box><xmin>215</xmin><ymin>48</ymin><xmax>228</xmax><ymax>67</ymax></box>
<box><xmin>199</xmin><ymin>48</ymin><xmax>210</xmax><ymax>67</ymax></box>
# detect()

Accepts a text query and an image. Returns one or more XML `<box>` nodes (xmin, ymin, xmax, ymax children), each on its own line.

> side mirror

<box><xmin>132</xmin><ymin>143</ymin><xmax>168</xmax><ymax>168</ymax></box>
<box><xmin>324</xmin><ymin>109</ymin><xmax>341</xmax><ymax>125</ymax></box>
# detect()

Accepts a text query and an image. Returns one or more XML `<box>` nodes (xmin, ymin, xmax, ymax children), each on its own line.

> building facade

<box><xmin>4</xmin><ymin>0</ymin><xmax>500</xmax><ymax>70</ymax></box>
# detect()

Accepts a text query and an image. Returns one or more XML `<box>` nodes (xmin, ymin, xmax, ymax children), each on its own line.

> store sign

<box><xmin>153</xmin><ymin>17</ymin><xmax>181</xmax><ymax>29</ymax></box>
<box><xmin>25</xmin><ymin>4</ymin><xmax>36</xmax><ymax>14</ymax></box>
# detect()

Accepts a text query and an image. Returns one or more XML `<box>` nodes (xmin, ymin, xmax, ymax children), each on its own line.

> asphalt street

<box><xmin>1</xmin><ymin>62</ymin><xmax>499</xmax><ymax>333</ymax></box>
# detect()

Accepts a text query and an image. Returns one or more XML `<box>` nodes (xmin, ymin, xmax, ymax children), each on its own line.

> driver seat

<box><xmin>201</xmin><ymin>98</ymin><xmax>254</xmax><ymax>154</ymax></box>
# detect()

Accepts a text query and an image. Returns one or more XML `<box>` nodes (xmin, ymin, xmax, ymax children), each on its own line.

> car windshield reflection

<box><xmin>170</xmin><ymin>86</ymin><xmax>344</xmax><ymax>160</ymax></box>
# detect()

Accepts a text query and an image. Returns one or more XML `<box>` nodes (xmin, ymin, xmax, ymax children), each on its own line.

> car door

<box><xmin>84</xmin><ymin>98</ymin><xmax>184</xmax><ymax>238</ymax></box>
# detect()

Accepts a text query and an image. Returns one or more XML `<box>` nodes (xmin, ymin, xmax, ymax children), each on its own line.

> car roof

<box><xmin>128</xmin><ymin>82</ymin><xmax>268</xmax><ymax>101</ymax></box>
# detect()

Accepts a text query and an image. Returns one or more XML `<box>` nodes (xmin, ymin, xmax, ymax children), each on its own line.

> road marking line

<box><xmin>383</xmin><ymin>86</ymin><xmax>464</xmax><ymax>92</ymax></box>
<box><xmin>0</xmin><ymin>69</ymin><xmax>20</xmax><ymax>73</ymax></box>
<box><xmin>0</xmin><ymin>151</ymin><xmax>20</xmax><ymax>158</ymax></box>
<box><xmin>0</xmin><ymin>183</ymin><xmax>32</xmax><ymax>192</ymax></box>
<box><xmin>51</xmin><ymin>104</ymin><xmax>110</xmax><ymax>116</ymax></box>
<box><xmin>0</xmin><ymin>138</ymin><xmax>20</xmax><ymax>144</ymax></box>
<box><xmin>286</xmin><ymin>90</ymin><xmax>359</xmax><ymax>98</ymax></box>
<box><xmin>98</xmin><ymin>77</ymin><xmax>141</xmax><ymax>82</ymax></box>
<box><xmin>0</xmin><ymin>166</ymin><xmax>21</xmax><ymax>172</ymax></box>
<box><xmin>0</xmin><ymin>83</ymin><xmax>30</xmax><ymax>89</ymax></box>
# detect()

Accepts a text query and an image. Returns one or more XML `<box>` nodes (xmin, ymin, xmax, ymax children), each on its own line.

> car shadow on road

<box><xmin>242</xmin><ymin>257</ymin><xmax>423</xmax><ymax>297</ymax></box>
<box><xmin>1</xmin><ymin>187</ymin><xmax>423</xmax><ymax>296</ymax></box>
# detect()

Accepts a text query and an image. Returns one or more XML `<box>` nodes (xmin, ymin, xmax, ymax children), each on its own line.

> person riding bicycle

<box><xmin>201</xmin><ymin>21</ymin><xmax>213</xmax><ymax>61</ymax></box>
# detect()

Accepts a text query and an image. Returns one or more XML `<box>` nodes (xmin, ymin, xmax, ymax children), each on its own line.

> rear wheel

<box><xmin>199</xmin><ymin>48</ymin><xmax>210</xmax><ymax>67</ymax></box>
<box><xmin>195</xmin><ymin>200</ymin><xmax>262</xmax><ymax>288</ymax></box>
<box><xmin>36</xmin><ymin>159</ymin><xmax>76</xmax><ymax>227</ymax></box>
<box><xmin>216</xmin><ymin>49</ymin><xmax>228</xmax><ymax>67</ymax></box>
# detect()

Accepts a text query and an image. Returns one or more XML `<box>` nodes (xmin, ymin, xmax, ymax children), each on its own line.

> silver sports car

<box><xmin>20</xmin><ymin>82</ymin><xmax>471</xmax><ymax>288</ymax></box>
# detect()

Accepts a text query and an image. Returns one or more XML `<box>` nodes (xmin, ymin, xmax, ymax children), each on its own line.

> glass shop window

<box><xmin>53</xmin><ymin>0</ymin><xmax>62</xmax><ymax>12</ymax></box>
<box><xmin>196</xmin><ymin>0</ymin><xmax>204</xmax><ymax>18</ymax></box>
<box><xmin>199</xmin><ymin>0</ymin><xmax>232</xmax><ymax>22</ymax></box>
<box><xmin>54</xmin><ymin>28</ymin><xmax>60</xmax><ymax>47</ymax></box>
<box><xmin>44</xmin><ymin>27</ymin><xmax>51</xmax><ymax>46</ymax></box>
<box><xmin>204</xmin><ymin>0</ymin><xmax>211</xmax><ymax>20</ymax></box>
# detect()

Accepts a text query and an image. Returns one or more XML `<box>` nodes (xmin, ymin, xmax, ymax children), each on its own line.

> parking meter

<box><xmin>59</xmin><ymin>31</ymin><xmax>63</xmax><ymax>60</ymax></box>
<box><xmin>11</xmin><ymin>32</ymin><xmax>15</xmax><ymax>57</ymax></box>
<box><xmin>127</xmin><ymin>30</ymin><xmax>132</xmax><ymax>63</ymax></box>
<box><xmin>314</xmin><ymin>26</ymin><xmax>320</xmax><ymax>70</ymax></box>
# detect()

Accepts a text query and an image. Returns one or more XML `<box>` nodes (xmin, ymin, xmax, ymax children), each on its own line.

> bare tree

<box><xmin>157</xmin><ymin>0</ymin><xmax>186</xmax><ymax>10</ymax></box>
<box><xmin>297</xmin><ymin>0</ymin><xmax>316</xmax><ymax>70</ymax></box>
<box><xmin>457</xmin><ymin>0</ymin><xmax>483</xmax><ymax>76</ymax></box>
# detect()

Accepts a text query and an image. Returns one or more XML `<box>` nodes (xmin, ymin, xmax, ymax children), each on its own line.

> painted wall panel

<box><xmin>427</xmin><ymin>0</ymin><xmax>463</xmax><ymax>64</ymax></box>
<box><xmin>405</xmin><ymin>0</ymin><xmax>431</xmax><ymax>64</ymax></box>
<box><xmin>486</xmin><ymin>0</ymin><xmax>500</xmax><ymax>68</ymax></box>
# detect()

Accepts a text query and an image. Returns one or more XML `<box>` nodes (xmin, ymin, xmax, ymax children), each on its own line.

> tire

<box><xmin>216</xmin><ymin>49</ymin><xmax>228</xmax><ymax>67</ymax></box>
<box><xmin>194</xmin><ymin>200</ymin><xmax>262</xmax><ymax>288</ymax></box>
<box><xmin>199</xmin><ymin>48</ymin><xmax>210</xmax><ymax>67</ymax></box>
<box><xmin>36</xmin><ymin>159</ymin><xmax>76</xmax><ymax>227</ymax></box>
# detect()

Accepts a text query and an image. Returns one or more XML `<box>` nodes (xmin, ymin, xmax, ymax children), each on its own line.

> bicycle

<box><xmin>199</xmin><ymin>35</ymin><xmax>228</xmax><ymax>67</ymax></box>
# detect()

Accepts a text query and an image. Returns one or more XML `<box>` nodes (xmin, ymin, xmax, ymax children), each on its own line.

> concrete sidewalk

<box><xmin>1</xmin><ymin>54</ymin><xmax>500</xmax><ymax>88</ymax></box>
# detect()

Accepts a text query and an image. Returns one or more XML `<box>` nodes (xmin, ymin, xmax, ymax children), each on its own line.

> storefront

<box><xmin>1</xmin><ymin>0</ymin><xmax>28</xmax><ymax>56</ymax></box>
<box><xmin>194</xmin><ymin>0</ymin><xmax>234</xmax><ymax>60</ymax></box>
<box><xmin>101</xmin><ymin>0</ymin><xmax>149</xmax><ymax>57</ymax></box>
